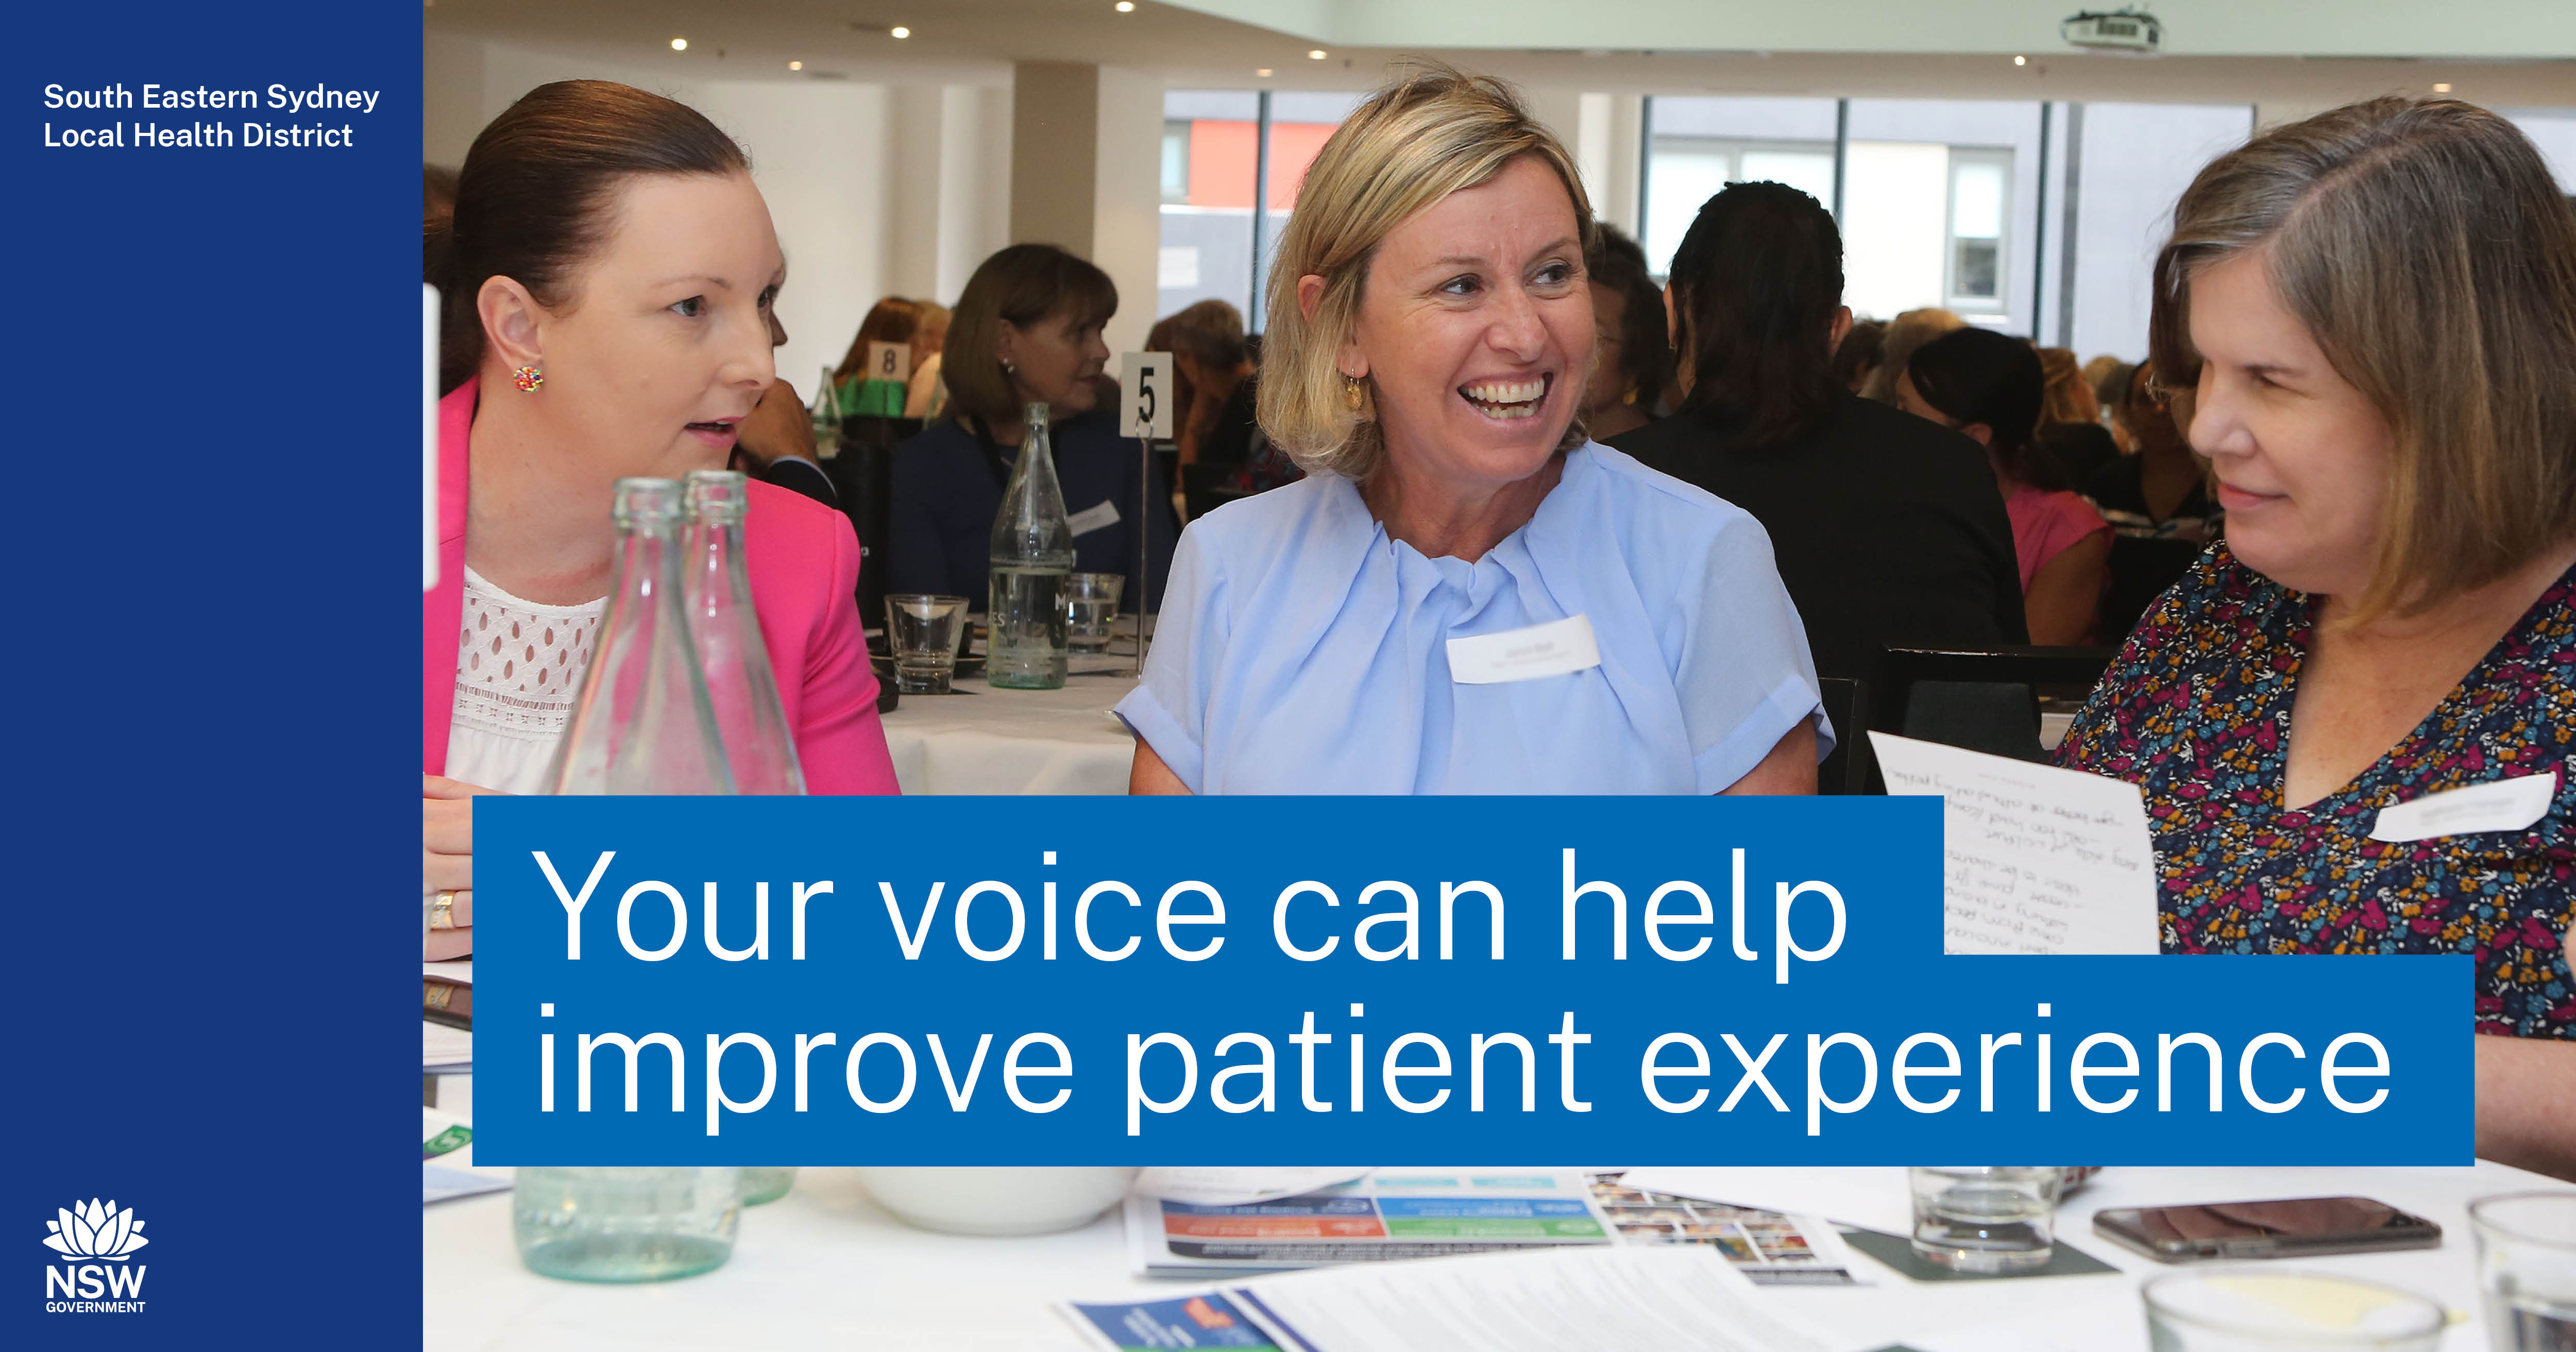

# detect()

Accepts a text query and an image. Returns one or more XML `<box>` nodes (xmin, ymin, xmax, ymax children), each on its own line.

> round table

<box><xmin>423</xmin><ymin>1149</ymin><xmax>2562</xmax><ymax>1350</ymax></box>
<box><xmin>878</xmin><ymin>673</ymin><xmax>1141</xmax><ymax>795</ymax></box>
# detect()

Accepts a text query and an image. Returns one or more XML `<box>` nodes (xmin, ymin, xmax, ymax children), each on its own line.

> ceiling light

<box><xmin>670</xmin><ymin>37</ymin><xmax>688</xmax><ymax>51</ymax></box>
<box><xmin>2013</xmin><ymin>54</ymin><xmax>2027</xmax><ymax>66</ymax></box>
<box><xmin>1308</xmin><ymin>49</ymin><xmax>1327</xmax><ymax>60</ymax></box>
<box><xmin>891</xmin><ymin>26</ymin><xmax>910</xmax><ymax>39</ymax></box>
<box><xmin>1255</xmin><ymin>67</ymin><xmax>1272</xmax><ymax>77</ymax></box>
<box><xmin>2433</xmin><ymin>82</ymin><xmax>2452</xmax><ymax>92</ymax></box>
<box><xmin>789</xmin><ymin>60</ymin><xmax>803</xmax><ymax>70</ymax></box>
<box><xmin>1116</xmin><ymin>1</ymin><xmax>1134</xmax><ymax>10</ymax></box>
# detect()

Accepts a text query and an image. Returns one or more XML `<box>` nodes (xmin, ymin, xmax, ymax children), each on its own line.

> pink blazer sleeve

<box><xmin>743</xmin><ymin>480</ymin><xmax>901</xmax><ymax>795</ymax></box>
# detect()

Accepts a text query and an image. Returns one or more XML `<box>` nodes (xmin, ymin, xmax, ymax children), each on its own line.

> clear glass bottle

<box><xmin>810</xmin><ymin>365</ymin><xmax>842</xmax><ymax>451</ymax></box>
<box><xmin>987</xmin><ymin>402</ymin><xmax>1075</xmax><ymax>690</ymax></box>
<box><xmin>513</xmin><ymin>1167</ymin><xmax>740</xmax><ymax>1282</ymax></box>
<box><xmin>738</xmin><ymin>1167</ymin><xmax>799</xmax><ymax>1206</ymax></box>
<box><xmin>682</xmin><ymin>471</ymin><xmax>805</xmax><ymax>795</ymax></box>
<box><xmin>543</xmin><ymin>478</ymin><xmax>738</xmax><ymax>795</ymax></box>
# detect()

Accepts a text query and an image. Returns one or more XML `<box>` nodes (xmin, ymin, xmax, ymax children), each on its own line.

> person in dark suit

<box><xmin>887</xmin><ymin>244</ymin><xmax>1175</xmax><ymax>611</ymax></box>
<box><xmin>731</xmin><ymin>376</ymin><xmax>838</xmax><ymax>507</ymax></box>
<box><xmin>1608</xmin><ymin>181</ymin><xmax>2026</xmax><ymax>680</ymax></box>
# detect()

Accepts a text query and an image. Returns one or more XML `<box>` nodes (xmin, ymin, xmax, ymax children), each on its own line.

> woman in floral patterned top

<box><xmin>2055</xmin><ymin>96</ymin><xmax>2576</xmax><ymax>1178</ymax></box>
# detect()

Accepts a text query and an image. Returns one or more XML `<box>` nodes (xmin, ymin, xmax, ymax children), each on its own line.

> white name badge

<box><xmin>1447</xmin><ymin>614</ymin><xmax>1602</xmax><ymax>685</ymax></box>
<box><xmin>1066</xmin><ymin>500</ymin><xmax>1120</xmax><ymax>537</ymax></box>
<box><xmin>2368</xmin><ymin>768</ymin><xmax>2558</xmax><ymax>843</ymax></box>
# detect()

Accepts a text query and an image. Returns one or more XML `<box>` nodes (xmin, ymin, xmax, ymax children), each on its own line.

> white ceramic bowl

<box><xmin>854</xmin><ymin>1166</ymin><xmax>1137</xmax><ymax>1236</ymax></box>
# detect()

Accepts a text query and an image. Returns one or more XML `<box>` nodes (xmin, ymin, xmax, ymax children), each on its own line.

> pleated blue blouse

<box><xmin>1114</xmin><ymin>443</ymin><xmax>1828</xmax><ymax>795</ymax></box>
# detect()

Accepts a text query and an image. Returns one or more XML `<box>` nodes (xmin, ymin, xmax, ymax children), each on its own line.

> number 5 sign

<box><xmin>1121</xmin><ymin>352</ymin><xmax>1174</xmax><ymax>440</ymax></box>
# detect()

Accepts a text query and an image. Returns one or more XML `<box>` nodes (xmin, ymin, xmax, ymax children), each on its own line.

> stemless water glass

<box><xmin>1062</xmin><ymin>572</ymin><xmax>1124</xmax><ymax>652</ymax></box>
<box><xmin>739</xmin><ymin>1167</ymin><xmax>799</xmax><ymax>1207</ymax></box>
<box><xmin>2471</xmin><ymin>1192</ymin><xmax>2576</xmax><ymax>1350</ymax></box>
<box><xmin>513</xmin><ymin>1167</ymin><xmax>740</xmax><ymax>1282</ymax></box>
<box><xmin>885</xmin><ymin>594</ymin><xmax>970</xmax><ymax>694</ymax></box>
<box><xmin>2142</xmin><ymin>1269</ymin><xmax>2447</xmax><ymax>1351</ymax></box>
<box><xmin>1909</xmin><ymin>1165</ymin><xmax>2063</xmax><ymax>1272</ymax></box>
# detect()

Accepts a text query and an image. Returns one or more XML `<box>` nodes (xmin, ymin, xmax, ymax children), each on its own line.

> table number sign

<box><xmin>1122</xmin><ymin>352</ymin><xmax>1174</xmax><ymax>440</ymax></box>
<box><xmin>866</xmin><ymin>340</ymin><xmax>912</xmax><ymax>385</ymax></box>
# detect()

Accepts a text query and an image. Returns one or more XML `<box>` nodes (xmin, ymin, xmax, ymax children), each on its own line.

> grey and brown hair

<box><xmin>2149</xmin><ymin>96</ymin><xmax>2576</xmax><ymax>621</ymax></box>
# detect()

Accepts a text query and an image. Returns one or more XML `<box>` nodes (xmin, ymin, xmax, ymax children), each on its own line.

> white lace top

<box><xmin>446</xmin><ymin>566</ymin><xmax>606</xmax><ymax>795</ymax></box>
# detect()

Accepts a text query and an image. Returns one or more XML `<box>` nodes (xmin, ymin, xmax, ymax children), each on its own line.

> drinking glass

<box><xmin>1062</xmin><ymin>572</ymin><xmax>1124</xmax><ymax>652</ymax></box>
<box><xmin>2142</xmin><ymin>1269</ymin><xmax>2447</xmax><ymax>1351</ymax></box>
<box><xmin>512</xmin><ymin>1167</ymin><xmax>740</xmax><ymax>1282</ymax></box>
<box><xmin>740</xmin><ymin>1167</ymin><xmax>799</xmax><ymax>1207</ymax></box>
<box><xmin>1909</xmin><ymin>1165</ymin><xmax>2062</xmax><ymax>1272</ymax></box>
<box><xmin>885</xmin><ymin>594</ymin><xmax>970</xmax><ymax>694</ymax></box>
<box><xmin>2471</xmin><ymin>1191</ymin><xmax>2576</xmax><ymax>1350</ymax></box>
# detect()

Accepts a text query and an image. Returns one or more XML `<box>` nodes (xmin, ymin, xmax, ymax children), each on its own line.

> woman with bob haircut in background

<box><xmin>1119</xmin><ymin>64</ymin><xmax>1824</xmax><ymax>796</ymax></box>
<box><xmin>2055</xmin><ymin>97</ymin><xmax>2576</xmax><ymax>1178</ymax></box>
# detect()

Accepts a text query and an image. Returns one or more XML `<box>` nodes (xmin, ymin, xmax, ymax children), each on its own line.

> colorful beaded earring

<box><xmin>512</xmin><ymin>365</ymin><xmax>545</xmax><ymax>393</ymax></box>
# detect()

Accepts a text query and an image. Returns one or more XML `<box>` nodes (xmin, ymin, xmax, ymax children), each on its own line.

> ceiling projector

<box><xmin>2061</xmin><ymin>8</ymin><xmax>2164</xmax><ymax>55</ymax></box>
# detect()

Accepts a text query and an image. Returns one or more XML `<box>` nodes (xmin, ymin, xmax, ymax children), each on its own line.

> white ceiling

<box><xmin>1164</xmin><ymin>0</ymin><xmax>2576</xmax><ymax>60</ymax></box>
<box><xmin>420</xmin><ymin>0</ymin><xmax>2576</xmax><ymax>107</ymax></box>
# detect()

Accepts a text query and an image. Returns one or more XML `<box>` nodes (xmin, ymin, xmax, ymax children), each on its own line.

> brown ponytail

<box><xmin>435</xmin><ymin>80</ymin><xmax>747</xmax><ymax>393</ymax></box>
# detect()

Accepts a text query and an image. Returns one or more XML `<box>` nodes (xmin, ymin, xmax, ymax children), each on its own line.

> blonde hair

<box><xmin>2036</xmin><ymin>347</ymin><xmax>2099</xmax><ymax>427</ymax></box>
<box><xmin>1258</xmin><ymin>63</ymin><xmax>1594</xmax><ymax>480</ymax></box>
<box><xmin>2149</xmin><ymin>96</ymin><xmax>2576</xmax><ymax>623</ymax></box>
<box><xmin>1860</xmin><ymin>307</ymin><xmax>1964</xmax><ymax>404</ymax></box>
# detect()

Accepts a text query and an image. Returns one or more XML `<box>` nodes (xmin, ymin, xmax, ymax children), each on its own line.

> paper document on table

<box><xmin>423</xmin><ymin>1019</ymin><xmax>473</xmax><ymax>1073</ymax></box>
<box><xmin>1868</xmin><ymin>732</ymin><xmax>2159</xmax><ymax>955</ymax></box>
<box><xmin>1126</xmin><ymin>1170</ymin><xmax>1609</xmax><ymax>1279</ymax></box>
<box><xmin>1231</xmin><ymin>1247</ymin><xmax>1832</xmax><ymax>1352</ymax></box>
<box><xmin>1134</xmin><ymin>1167</ymin><xmax>1376</xmax><ymax>1206</ymax></box>
<box><xmin>1614</xmin><ymin>1167</ymin><xmax>1915</xmax><ymax>1238</ymax></box>
<box><xmin>423</xmin><ymin>1163</ymin><xmax>511</xmax><ymax>1206</ymax></box>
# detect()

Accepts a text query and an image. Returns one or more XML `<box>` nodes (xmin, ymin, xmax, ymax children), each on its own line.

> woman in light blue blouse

<box><xmin>1116</xmin><ymin>66</ymin><xmax>1825</xmax><ymax>795</ymax></box>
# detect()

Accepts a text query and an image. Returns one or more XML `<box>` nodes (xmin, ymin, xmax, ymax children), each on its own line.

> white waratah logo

<box><xmin>44</xmin><ymin>1199</ymin><xmax>148</xmax><ymax>1261</ymax></box>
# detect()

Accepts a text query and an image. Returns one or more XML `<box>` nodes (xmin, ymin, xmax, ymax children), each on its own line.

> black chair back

<box><xmin>2101</xmin><ymin>535</ymin><xmax>2205</xmax><ymax>644</ymax></box>
<box><xmin>1862</xmin><ymin>646</ymin><xmax>2117</xmax><ymax>783</ymax></box>
<box><xmin>826</xmin><ymin>432</ymin><xmax>901</xmax><ymax>631</ymax></box>
<box><xmin>1182</xmin><ymin>462</ymin><xmax>1251</xmax><ymax>522</ymax></box>
<box><xmin>1815</xmin><ymin>676</ymin><xmax>1869</xmax><ymax>795</ymax></box>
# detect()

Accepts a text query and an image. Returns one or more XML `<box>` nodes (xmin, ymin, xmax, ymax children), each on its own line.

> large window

<box><xmin>1642</xmin><ymin>98</ymin><xmax>2037</xmax><ymax>329</ymax></box>
<box><xmin>1642</xmin><ymin>98</ymin><xmax>1838</xmax><ymax>276</ymax></box>
<box><xmin>1156</xmin><ymin>90</ymin><xmax>1361</xmax><ymax>332</ymax></box>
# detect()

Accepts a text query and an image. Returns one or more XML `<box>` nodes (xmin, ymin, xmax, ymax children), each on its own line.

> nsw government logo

<box><xmin>42</xmin><ymin>1198</ymin><xmax>148</xmax><ymax>1312</ymax></box>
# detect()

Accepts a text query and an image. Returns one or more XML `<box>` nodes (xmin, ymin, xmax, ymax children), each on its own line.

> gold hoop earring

<box><xmin>1343</xmin><ymin>374</ymin><xmax>1366</xmax><ymax>412</ymax></box>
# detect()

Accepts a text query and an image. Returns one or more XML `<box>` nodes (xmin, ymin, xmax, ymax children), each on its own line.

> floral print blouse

<box><xmin>2056</xmin><ymin>542</ymin><xmax>2574</xmax><ymax>1038</ymax></box>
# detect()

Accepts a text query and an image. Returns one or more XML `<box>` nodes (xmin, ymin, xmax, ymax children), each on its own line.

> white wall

<box><xmin>2509</xmin><ymin>112</ymin><xmax>2576</xmax><ymax>191</ymax></box>
<box><xmin>1094</xmin><ymin>67</ymin><xmax>1168</xmax><ymax>360</ymax></box>
<box><xmin>2067</xmin><ymin>102</ymin><xmax>2256</xmax><ymax>363</ymax></box>
<box><xmin>686</xmin><ymin>81</ymin><xmax>893</xmax><ymax>390</ymax></box>
<box><xmin>1841</xmin><ymin>141</ymin><xmax>1950</xmax><ymax>325</ymax></box>
<box><xmin>423</xmin><ymin>36</ymin><xmax>1009</xmax><ymax>401</ymax></box>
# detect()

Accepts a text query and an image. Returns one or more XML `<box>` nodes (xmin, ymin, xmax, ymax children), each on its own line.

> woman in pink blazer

<box><xmin>424</xmin><ymin>81</ymin><xmax>897</xmax><ymax>958</ymax></box>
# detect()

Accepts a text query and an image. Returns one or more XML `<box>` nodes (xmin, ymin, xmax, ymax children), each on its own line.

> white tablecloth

<box><xmin>424</xmin><ymin>1146</ymin><xmax>2561</xmax><ymax>1351</ymax></box>
<box><xmin>878</xmin><ymin>674</ymin><xmax>1141</xmax><ymax>796</ymax></box>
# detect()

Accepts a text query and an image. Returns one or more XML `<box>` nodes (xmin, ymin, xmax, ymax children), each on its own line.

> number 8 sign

<box><xmin>1122</xmin><ymin>352</ymin><xmax>1174</xmax><ymax>440</ymax></box>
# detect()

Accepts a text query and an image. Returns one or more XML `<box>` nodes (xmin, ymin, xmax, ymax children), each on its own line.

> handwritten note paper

<box><xmin>1867</xmin><ymin>732</ymin><xmax>2159</xmax><ymax>955</ymax></box>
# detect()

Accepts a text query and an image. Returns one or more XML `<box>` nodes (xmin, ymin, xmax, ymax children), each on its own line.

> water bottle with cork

<box><xmin>986</xmin><ymin>401</ymin><xmax>1075</xmax><ymax>689</ymax></box>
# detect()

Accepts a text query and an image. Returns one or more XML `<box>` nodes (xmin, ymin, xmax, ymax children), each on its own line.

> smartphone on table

<box><xmin>2093</xmin><ymin>1196</ymin><xmax>2442</xmax><ymax>1263</ymax></box>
